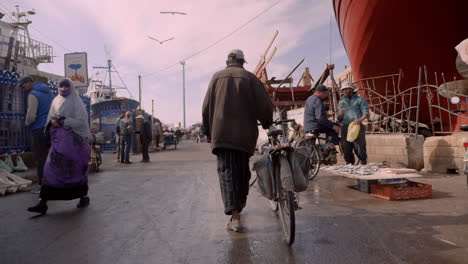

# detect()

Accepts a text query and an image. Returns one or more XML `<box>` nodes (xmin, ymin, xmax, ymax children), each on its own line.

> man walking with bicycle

<box><xmin>303</xmin><ymin>85</ymin><xmax>341</xmax><ymax>163</ymax></box>
<box><xmin>338</xmin><ymin>82</ymin><xmax>369</xmax><ymax>165</ymax></box>
<box><xmin>202</xmin><ymin>49</ymin><xmax>273</xmax><ymax>232</ymax></box>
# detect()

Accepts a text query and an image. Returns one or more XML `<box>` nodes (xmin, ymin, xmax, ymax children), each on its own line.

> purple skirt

<box><xmin>41</xmin><ymin>127</ymin><xmax>90</xmax><ymax>200</ymax></box>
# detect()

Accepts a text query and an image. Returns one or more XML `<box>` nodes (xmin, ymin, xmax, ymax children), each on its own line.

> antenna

<box><xmin>104</xmin><ymin>44</ymin><xmax>112</xmax><ymax>60</ymax></box>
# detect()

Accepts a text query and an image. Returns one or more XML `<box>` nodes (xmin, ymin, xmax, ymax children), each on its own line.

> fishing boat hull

<box><xmin>333</xmin><ymin>0</ymin><xmax>468</xmax><ymax>132</ymax></box>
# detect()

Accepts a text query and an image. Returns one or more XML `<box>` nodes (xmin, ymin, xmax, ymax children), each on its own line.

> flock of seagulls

<box><xmin>148</xmin><ymin>11</ymin><xmax>186</xmax><ymax>45</ymax></box>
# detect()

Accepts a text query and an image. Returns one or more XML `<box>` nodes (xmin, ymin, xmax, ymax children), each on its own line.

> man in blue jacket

<box><xmin>303</xmin><ymin>84</ymin><xmax>341</xmax><ymax>162</ymax></box>
<box><xmin>18</xmin><ymin>76</ymin><xmax>54</xmax><ymax>192</ymax></box>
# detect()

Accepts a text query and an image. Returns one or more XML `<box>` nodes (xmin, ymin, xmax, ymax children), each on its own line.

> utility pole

<box><xmin>138</xmin><ymin>75</ymin><xmax>142</xmax><ymax>109</ymax></box>
<box><xmin>151</xmin><ymin>99</ymin><xmax>154</xmax><ymax>143</ymax></box>
<box><xmin>108</xmin><ymin>60</ymin><xmax>112</xmax><ymax>94</ymax></box>
<box><xmin>180</xmin><ymin>61</ymin><xmax>186</xmax><ymax>129</ymax></box>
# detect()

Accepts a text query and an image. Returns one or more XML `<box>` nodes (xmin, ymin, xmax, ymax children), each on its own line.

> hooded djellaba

<box><xmin>27</xmin><ymin>78</ymin><xmax>91</xmax><ymax>215</ymax></box>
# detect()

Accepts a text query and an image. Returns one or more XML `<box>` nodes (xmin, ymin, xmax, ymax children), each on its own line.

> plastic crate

<box><xmin>370</xmin><ymin>180</ymin><xmax>432</xmax><ymax>200</ymax></box>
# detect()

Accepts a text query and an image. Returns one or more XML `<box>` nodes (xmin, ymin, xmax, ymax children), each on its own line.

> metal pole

<box><xmin>152</xmin><ymin>99</ymin><xmax>154</xmax><ymax>144</ymax></box>
<box><xmin>138</xmin><ymin>75</ymin><xmax>142</xmax><ymax>109</ymax></box>
<box><xmin>180</xmin><ymin>61</ymin><xmax>186</xmax><ymax>128</ymax></box>
<box><xmin>108</xmin><ymin>59</ymin><xmax>112</xmax><ymax>94</ymax></box>
<box><xmin>415</xmin><ymin>67</ymin><xmax>422</xmax><ymax>136</ymax></box>
<box><xmin>424</xmin><ymin>65</ymin><xmax>435</xmax><ymax>134</ymax></box>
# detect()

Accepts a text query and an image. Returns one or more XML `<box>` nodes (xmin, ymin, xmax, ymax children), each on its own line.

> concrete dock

<box><xmin>1</xmin><ymin>141</ymin><xmax>468</xmax><ymax>264</ymax></box>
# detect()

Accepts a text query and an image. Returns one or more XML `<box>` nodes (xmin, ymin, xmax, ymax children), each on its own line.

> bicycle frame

<box><xmin>263</xmin><ymin>119</ymin><xmax>296</xmax><ymax>245</ymax></box>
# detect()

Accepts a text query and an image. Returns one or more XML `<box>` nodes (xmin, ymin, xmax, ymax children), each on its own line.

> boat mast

<box><xmin>93</xmin><ymin>59</ymin><xmax>113</xmax><ymax>98</ymax></box>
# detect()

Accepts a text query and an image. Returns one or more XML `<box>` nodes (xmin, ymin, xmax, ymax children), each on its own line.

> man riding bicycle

<box><xmin>303</xmin><ymin>84</ymin><xmax>341</xmax><ymax>163</ymax></box>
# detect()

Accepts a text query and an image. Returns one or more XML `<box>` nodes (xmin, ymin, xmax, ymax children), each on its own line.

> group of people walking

<box><xmin>202</xmin><ymin>49</ymin><xmax>369</xmax><ymax>232</ymax></box>
<box><xmin>19</xmin><ymin>76</ymin><xmax>91</xmax><ymax>214</ymax></box>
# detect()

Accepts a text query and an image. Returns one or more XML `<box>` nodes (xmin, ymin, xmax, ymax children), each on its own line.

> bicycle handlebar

<box><xmin>272</xmin><ymin>119</ymin><xmax>296</xmax><ymax>125</ymax></box>
<box><xmin>258</xmin><ymin>119</ymin><xmax>296</xmax><ymax>126</ymax></box>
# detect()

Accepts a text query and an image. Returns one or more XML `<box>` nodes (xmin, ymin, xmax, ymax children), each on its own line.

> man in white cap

<box><xmin>338</xmin><ymin>82</ymin><xmax>369</xmax><ymax>165</ymax></box>
<box><xmin>202</xmin><ymin>49</ymin><xmax>273</xmax><ymax>232</ymax></box>
<box><xmin>136</xmin><ymin>114</ymin><xmax>152</xmax><ymax>162</ymax></box>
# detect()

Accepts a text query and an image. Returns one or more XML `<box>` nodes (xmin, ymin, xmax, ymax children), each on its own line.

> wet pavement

<box><xmin>1</xmin><ymin>141</ymin><xmax>468</xmax><ymax>264</ymax></box>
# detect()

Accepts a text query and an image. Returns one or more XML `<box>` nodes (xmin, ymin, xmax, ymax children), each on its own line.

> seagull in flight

<box><xmin>160</xmin><ymin>11</ymin><xmax>187</xmax><ymax>15</ymax></box>
<box><xmin>147</xmin><ymin>36</ymin><xmax>175</xmax><ymax>45</ymax></box>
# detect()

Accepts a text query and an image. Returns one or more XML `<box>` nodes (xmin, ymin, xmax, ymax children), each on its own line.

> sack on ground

<box><xmin>0</xmin><ymin>159</ymin><xmax>13</xmax><ymax>173</ymax></box>
<box><xmin>14</xmin><ymin>156</ymin><xmax>28</xmax><ymax>172</ymax></box>
<box><xmin>4</xmin><ymin>154</ymin><xmax>14</xmax><ymax>169</ymax></box>
<box><xmin>252</xmin><ymin>155</ymin><xmax>275</xmax><ymax>200</ymax></box>
<box><xmin>287</xmin><ymin>147</ymin><xmax>309</xmax><ymax>192</ymax></box>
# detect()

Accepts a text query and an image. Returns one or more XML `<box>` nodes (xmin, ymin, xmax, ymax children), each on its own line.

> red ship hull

<box><xmin>333</xmin><ymin>0</ymin><xmax>468</xmax><ymax>132</ymax></box>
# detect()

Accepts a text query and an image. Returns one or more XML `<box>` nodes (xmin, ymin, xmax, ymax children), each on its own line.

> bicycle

<box><xmin>261</xmin><ymin>119</ymin><xmax>297</xmax><ymax>245</ymax></box>
<box><xmin>89</xmin><ymin>134</ymin><xmax>103</xmax><ymax>172</ymax></box>
<box><xmin>295</xmin><ymin>130</ymin><xmax>339</xmax><ymax>180</ymax></box>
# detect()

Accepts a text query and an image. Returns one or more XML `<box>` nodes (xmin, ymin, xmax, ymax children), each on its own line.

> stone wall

<box><xmin>366</xmin><ymin>134</ymin><xmax>424</xmax><ymax>170</ymax></box>
<box><xmin>423</xmin><ymin>132</ymin><xmax>468</xmax><ymax>173</ymax></box>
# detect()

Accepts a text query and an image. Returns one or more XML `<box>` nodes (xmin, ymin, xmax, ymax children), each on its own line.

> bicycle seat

<box><xmin>461</xmin><ymin>125</ymin><xmax>468</xmax><ymax>131</ymax></box>
<box><xmin>267</xmin><ymin>129</ymin><xmax>283</xmax><ymax>137</ymax></box>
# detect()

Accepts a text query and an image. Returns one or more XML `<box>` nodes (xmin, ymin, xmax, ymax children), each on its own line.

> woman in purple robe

<box><xmin>28</xmin><ymin>78</ymin><xmax>91</xmax><ymax>214</ymax></box>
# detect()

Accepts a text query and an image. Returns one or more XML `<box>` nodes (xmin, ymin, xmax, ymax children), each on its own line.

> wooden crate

<box><xmin>370</xmin><ymin>181</ymin><xmax>432</xmax><ymax>200</ymax></box>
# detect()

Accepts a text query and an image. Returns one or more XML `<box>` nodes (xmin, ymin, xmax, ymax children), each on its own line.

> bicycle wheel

<box><xmin>276</xmin><ymin>159</ymin><xmax>295</xmax><ymax>245</ymax></box>
<box><xmin>308</xmin><ymin>146</ymin><xmax>321</xmax><ymax>180</ymax></box>
<box><xmin>297</xmin><ymin>138</ymin><xmax>321</xmax><ymax>180</ymax></box>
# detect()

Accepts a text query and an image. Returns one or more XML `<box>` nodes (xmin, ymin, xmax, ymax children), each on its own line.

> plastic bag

<box><xmin>252</xmin><ymin>155</ymin><xmax>276</xmax><ymax>200</ymax></box>
<box><xmin>347</xmin><ymin>121</ymin><xmax>360</xmax><ymax>142</ymax></box>
<box><xmin>287</xmin><ymin>147</ymin><xmax>309</xmax><ymax>192</ymax></box>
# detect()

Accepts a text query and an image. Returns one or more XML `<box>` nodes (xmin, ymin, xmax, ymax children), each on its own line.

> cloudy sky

<box><xmin>0</xmin><ymin>0</ymin><xmax>349</xmax><ymax>127</ymax></box>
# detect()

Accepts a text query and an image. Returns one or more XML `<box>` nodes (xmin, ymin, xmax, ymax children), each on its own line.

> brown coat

<box><xmin>202</xmin><ymin>64</ymin><xmax>273</xmax><ymax>155</ymax></box>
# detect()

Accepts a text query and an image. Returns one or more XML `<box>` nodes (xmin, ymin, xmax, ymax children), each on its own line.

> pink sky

<box><xmin>0</xmin><ymin>0</ymin><xmax>349</xmax><ymax>127</ymax></box>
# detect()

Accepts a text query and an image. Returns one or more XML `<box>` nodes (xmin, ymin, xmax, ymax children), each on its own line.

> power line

<box><xmin>0</xmin><ymin>4</ymin><xmax>15</xmax><ymax>22</ymax></box>
<box><xmin>141</xmin><ymin>0</ymin><xmax>282</xmax><ymax>78</ymax></box>
<box><xmin>0</xmin><ymin>4</ymin><xmax>71</xmax><ymax>53</ymax></box>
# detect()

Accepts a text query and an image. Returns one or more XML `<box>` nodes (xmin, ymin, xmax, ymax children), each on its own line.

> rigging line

<box><xmin>0</xmin><ymin>4</ymin><xmax>15</xmax><ymax>22</ymax></box>
<box><xmin>141</xmin><ymin>0</ymin><xmax>282</xmax><ymax>78</ymax></box>
<box><xmin>0</xmin><ymin>2</ymin><xmax>72</xmax><ymax>53</ymax></box>
<box><xmin>0</xmin><ymin>3</ymin><xmax>107</xmax><ymax>69</ymax></box>
<box><xmin>29</xmin><ymin>25</ymin><xmax>102</xmax><ymax>67</ymax></box>
<box><xmin>111</xmin><ymin>62</ymin><xmax>134</xmax><ymax>99</ymax></box>
<box><xmin>29</xmin><ymin>26</ymin><xmax>72</xmax><ymax>52</ymax></box>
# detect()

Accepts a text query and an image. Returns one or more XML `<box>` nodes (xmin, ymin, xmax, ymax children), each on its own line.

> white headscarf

<box><xmin>47</xmin><ymin>79</ymin><xmax>90</xmax><ymax>138</ymax></box>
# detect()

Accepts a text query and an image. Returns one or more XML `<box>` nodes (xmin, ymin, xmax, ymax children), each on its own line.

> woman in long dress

<box><xmin>27</xmin><ymin>78</ymin><xmax>91</xmax><ymax>214</ymax></box>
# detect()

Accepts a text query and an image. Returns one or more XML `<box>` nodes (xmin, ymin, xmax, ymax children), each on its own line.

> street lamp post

<box><xmin>180</xmin><ymin>61</ymin><xmax>186</xmax><ymax>129</ymax></box>
<box><xmin>138</xmin><ymin>75</ymin><xmax>142</xmax><ymax>109</ymax></box>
